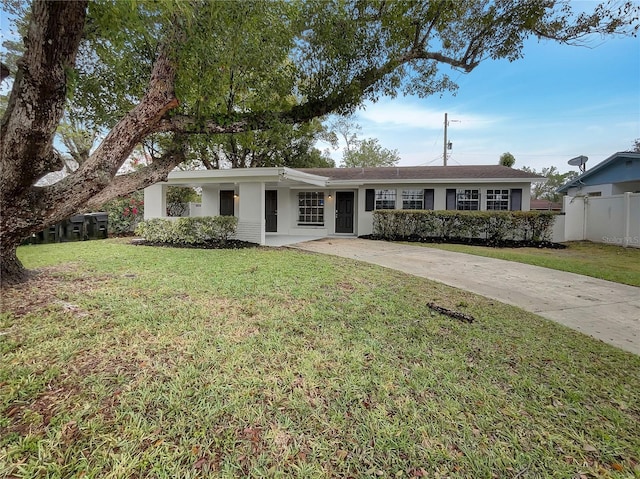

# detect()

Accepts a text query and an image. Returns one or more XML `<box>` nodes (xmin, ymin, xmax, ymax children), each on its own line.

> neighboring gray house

<box><xmin>557</xmin><ymin>151</ymin><xmax>640</xmax><ymax>197</ymax></box>
<box><xmin>144</xmin><ymin>165</ymin><xmax>542</xmax><ymax>245</ymax></box>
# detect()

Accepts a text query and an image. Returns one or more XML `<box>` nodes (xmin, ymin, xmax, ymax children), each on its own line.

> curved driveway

<box><xmin>291</xmin><ymin>238</ymin><xmax>640</xmax><ymax>355</ymax></box>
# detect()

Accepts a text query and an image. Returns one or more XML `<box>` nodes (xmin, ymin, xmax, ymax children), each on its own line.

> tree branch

<box><xmin>46</xmin><ymin>46</ymin><xmax>179</xmax><ymax>210</ymax></box>
<box><xmin>84</xmin><ymin>139</ymin><xmax>187</xmax><ymax>209</ymax></box>
<box><xmin>155</xmin><ymin>51</ymin><xmax>425</xmax><ymax>136</ymax></box>
<box><xmin>0</xmin><ymin>62</ymin><xmax>10</xmax><ymax>81</ymax></box>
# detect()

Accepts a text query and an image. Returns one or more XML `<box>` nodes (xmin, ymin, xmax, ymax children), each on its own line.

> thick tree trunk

<box><xmin>0</xmin><ymin>1</ymin><xmax>88</xmax><ymax>203</ymax></box>
<box><xmin>0</xmin><ymin>5</ymin><xmax>180</xmax><ymax>283</ymax></box>
<box><xmin>1</xmin><ymin>239</ymin><xmax>28</xmax><ymax>285</ymax></box>
<box><xmin>0</xmin><ymin>240</ymin><xmax>31</xmax><ymax>285</ymax></box>
<box><xmin>0</xmin><ymin>0</ymin><xmax>88</xmax><ymax>284</ymax></box>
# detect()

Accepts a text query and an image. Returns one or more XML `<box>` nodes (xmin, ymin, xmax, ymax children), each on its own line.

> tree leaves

<box><xmin>521</xmin><ymin>166</ymin><xmax>578</xmax><ymax>202</ymax></box>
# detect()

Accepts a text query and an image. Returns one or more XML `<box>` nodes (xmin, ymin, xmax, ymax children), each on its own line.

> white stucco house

<box><xmin>144</xmin><ymin>165</ymin><xmax>542</xmax><ymax>245</ymax></box>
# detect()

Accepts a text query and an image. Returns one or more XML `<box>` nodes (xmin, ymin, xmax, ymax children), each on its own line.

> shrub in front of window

<box><xmin>372</xmin><ymin>210</ymin><xmax>556</xmax><ymax>243</ymax></box>
<box><xmin>135</xmin><ymin>216</ymin><xmax>238</xmax><ymax>244</ymax></box>
<box><xmin>509</xmin><ymin>211</ymin><xmax>556</xmax><ymax>242</ymax></box>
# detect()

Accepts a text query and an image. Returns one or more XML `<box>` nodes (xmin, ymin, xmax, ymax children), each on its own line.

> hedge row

<box><xmin>135</xmin><ymin>216</ymin><xmax>238</xmax><ymax>244</ymax></box>
<box><xmin>373</xmin><ymin>210</ymin><xmax>556</xmax><ymax>242</ymax></box>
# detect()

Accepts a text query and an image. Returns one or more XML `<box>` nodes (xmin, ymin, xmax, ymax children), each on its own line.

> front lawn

<box><xmin>413</xmin><ymin>241</ymin><xmax>640</xmax><ymax>287</ymax></box>
<box><xmin>1</xmin><ymin>240</ymin><xmax>639</xmax><ymax>478</ymax></box>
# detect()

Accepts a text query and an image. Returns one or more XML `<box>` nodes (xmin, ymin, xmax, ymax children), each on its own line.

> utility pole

<box><xmin>443</xmin><ymin>113</ymin><xmax>459</xmax><ymax>165</ymax></box>
<box><xmin>443</xmin><ymin>112</ymin><xmax>448</xmax><ymax>166</ymax></box>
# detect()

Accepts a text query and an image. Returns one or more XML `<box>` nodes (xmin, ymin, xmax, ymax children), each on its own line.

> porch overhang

<box><xmin>164</xmin><ymin>167</ymin><xmax>329</xmax><ymax>188</ymax></box>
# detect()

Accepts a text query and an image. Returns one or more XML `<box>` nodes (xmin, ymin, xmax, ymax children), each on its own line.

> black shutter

<box><xmin>446</xmin><ymin>189</ymin><xmax>456</xmax><ymax>210</ymax></box>
<box><xmin>365</xmin><ymin>189</ymin><xmax>375</xmax><ymax>211</ymax></box>
<box><xmin>423</xmin><ymin>189</ymin><xmax>434</xmax><ymax>210</ymax></box>
<box><xmin>510</xmin><ymin>188</ymin><xmax>522</xmax><ymax>211</ymax></box>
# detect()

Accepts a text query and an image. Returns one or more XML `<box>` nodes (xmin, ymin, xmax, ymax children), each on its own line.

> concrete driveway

<box><xmin>291</xmin><ymin>238</ymin><xmax>640</xmax><ymax>355</ymax></box>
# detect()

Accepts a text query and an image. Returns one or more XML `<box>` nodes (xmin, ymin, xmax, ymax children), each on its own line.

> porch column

<box><xmin>144</xmin><ymin>183</ymin><xmax>166</xmax><ymax>219</ymax></box>
<box><xmin>236</xmin><ymin>182</ymin><xmax>266</xmax><ymax>245</ymax></box>
<box><xmin>201</xmin><ymin>186</ymin><xmax>219</xmax><ymax>216</ymax></box>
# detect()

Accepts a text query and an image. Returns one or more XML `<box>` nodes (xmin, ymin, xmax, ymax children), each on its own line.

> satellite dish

<box><xmin>568</xmin><ymin>155</ymin><xmax>588</xmax><ymax>172</ymax></box>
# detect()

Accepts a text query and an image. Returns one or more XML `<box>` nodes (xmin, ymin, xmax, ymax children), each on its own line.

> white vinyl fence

<box><xmin>553</xmin><ymin>193</ymin><xmax>640</xmax><ymax>248</ymax></box>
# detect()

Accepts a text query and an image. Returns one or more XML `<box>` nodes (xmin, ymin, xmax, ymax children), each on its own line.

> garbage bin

<box><xmin>85</xmin><ymin>212</ymin><xmax>109</xmax><ymax>239</ymax></box>
<box><xmin>60</xmin><ymin>214</ymin><xmax>86</xmax><ymax>242</ymax></box>
<box><xmin>35</xmin><ymin>224</ymin><xmax>61</xmax><ymax>244</ymax></box>
<box><xmin>21</xmin><ymin>234</ymin><xmax>36</xmax><ymax>246</ymax></box>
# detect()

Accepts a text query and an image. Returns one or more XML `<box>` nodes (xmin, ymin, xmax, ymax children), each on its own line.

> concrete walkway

<box><xmin>290</xmin><ymin>238</ymin><xmax>640</xmax><ymax>355</ymax></box>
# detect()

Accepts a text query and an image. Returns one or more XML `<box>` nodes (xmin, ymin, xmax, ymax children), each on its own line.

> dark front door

<box><xmin>220</xmin><ymin>190</ymin><xmax>234</xmax><ymax>216</ymax></box>
<box><xmin>265</xmin><ymin>190</ymin><xmax>277</xmax><ymax>232</ymax></box>
<box><xmin>335</xmin><ymin>192</ymin><xmax>354</xmax><ymax>234</ymax></box>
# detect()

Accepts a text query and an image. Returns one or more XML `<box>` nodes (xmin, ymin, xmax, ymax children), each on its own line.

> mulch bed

<box><xmin>359</xmin><ymin>235</ymin><xmax>566</xmax><ymax>249</ymax></box>
<box><xmin>131</xmin><ymin>239</ymin><xmax>258</xmax><ymax>249</ymax></box>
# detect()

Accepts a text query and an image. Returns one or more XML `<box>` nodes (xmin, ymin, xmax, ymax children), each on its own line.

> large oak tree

<box><xmin>1</xmin><ymin>0</ymin><xmax>638</xmax><ymax>283</ymax></box>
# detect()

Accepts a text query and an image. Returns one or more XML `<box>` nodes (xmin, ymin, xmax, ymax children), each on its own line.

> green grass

<box><xmin>412</xmin><ymin>241</ymin><xmax>640</xmax><ymax>287</ymax></box>
<box><xmin>1</xmin><ymin>239</ymin><xmax>639</xmax><ymax>478</ymax></box>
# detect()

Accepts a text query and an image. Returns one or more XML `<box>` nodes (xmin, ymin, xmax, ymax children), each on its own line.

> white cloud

<box><xmin>356</xmin><ymin>99</ymin><xmax>502</xmax><ymax>131</ymax></box>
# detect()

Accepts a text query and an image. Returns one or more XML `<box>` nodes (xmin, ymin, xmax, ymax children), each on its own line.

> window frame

<box><xmin>375</xmin><ymin>189</ymin><xmax>397</xmax><ymax>210</ymax></box>
<box><xmin>456</xmin><ymin>189</ymin><xmax>480</xmax><ymax>211</ymax></box>
<box><xmin>402</xmin><ymin>189</ymin><xmax>424</xmax><ymax>210</ymax></box>
<box><xmin>297</xmin><ymin>191</ymin><xmax>325</xmax><ymax>226</ymax></box>
<box><xmin>486</xmin><ymin>189</ymin><xmax>510</xmax><ymax>211</ymax></box>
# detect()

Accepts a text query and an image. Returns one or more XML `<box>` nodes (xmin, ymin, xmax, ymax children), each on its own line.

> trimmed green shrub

<box><xmin>372</xmin><ymin>210</ymin><xmax>556</xmax><ymax>243</ymax></box>
<box><xmin>135</xmin><ymin>216</ymin><xmax>238</xmax><ymax>244</ymax></box>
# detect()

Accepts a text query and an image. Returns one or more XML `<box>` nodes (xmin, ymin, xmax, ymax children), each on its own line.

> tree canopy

<box><xmin>499</xmin><ymin>152</ymin><xmax>516</xmax><ymax>168</ymax></box>
<box><xmin>521</xmin><ymin>165</ymin><xmax>578</xmax><ymax>202</ymax></box>
<box><xmin>330</xmin><ymin>117</ymin><xmax>399</xmax><ymax>167</ymax></box>
<box><xmin>1</xmin><ymin>0</ymin><xmax>639</xmax><ymax>282</ymax></box>
<box><xmin>185</xmin><ymin>120</ymin><xmax>335</xmax><ymax>170</ymax></box>
<box><xmin>342</xmin><ymin>138</ymin><xmax>400</xmax><ymax>168</ymax></box>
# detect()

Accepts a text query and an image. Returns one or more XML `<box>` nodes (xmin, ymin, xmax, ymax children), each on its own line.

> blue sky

<box><xmin>325</xmin><ymin>30</ymin><xmax>640</xmax><ymax>173</ymax></box>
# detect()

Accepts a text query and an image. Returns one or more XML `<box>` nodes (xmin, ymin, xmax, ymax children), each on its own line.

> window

<box><xmin>298</xmin><ymin>192</ymin><xmax>324</xmax><ymax>226</ymax></box>
<box><xmin>588</xmin><ymin>191</ymin><xmax>602</xmax><ymax>197</ymax></box>
<box><xmin>456</xmin><ymin>189</ymin><xmax>479</xmax><ymax>210</ymax></box>
<box><xmin>375</xmin><ymin>189</ymin><xmax>396</xmax><ymax>209</ymax></box>
<box><xmin>486</xmin><ymin>189</ymin><xmax>509</xmax><ymax>210</ymax></box>
<box><xmin>402</xmin><ymin>190</ymin><xmax>424</xmax><ymax>209</ymax></box>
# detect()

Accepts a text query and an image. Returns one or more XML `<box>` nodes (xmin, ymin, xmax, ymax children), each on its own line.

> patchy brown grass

<box><xmin>2</xmin><ymin>242</ymin><xmax>639</xmax><ymax>478</ymax></box>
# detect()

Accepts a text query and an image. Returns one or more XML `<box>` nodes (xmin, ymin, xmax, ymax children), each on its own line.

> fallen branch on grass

<box><xmin>427</xmin><ymin>302</ymin><xmax>475</xmax><ymax>323</ymax></box>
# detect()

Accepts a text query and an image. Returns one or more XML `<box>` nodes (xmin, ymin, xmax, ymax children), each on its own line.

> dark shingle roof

<box><xmin>299</xmin><ymin>165</ymin><xmax>542</xmax><ymax>181</ymax></box>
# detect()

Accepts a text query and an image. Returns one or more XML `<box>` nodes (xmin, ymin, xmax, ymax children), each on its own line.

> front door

<box><xmin>220</xmin><ymin>190</ymin><xmax>235</xmax><ymax>216</ymax></box>
<box><xmin>335</xmin><ymin>192</ymin><xmax>354</xmax><ymax>234</ymax></box>
<box><xmin>265</xmin><ymin>190</ymin><xmax>278</xmax><ymax>232</ymax></box>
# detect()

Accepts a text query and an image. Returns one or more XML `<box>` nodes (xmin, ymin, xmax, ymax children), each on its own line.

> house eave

<box><xmin>557</xmin><ymin>151</ymin><xmax>640</xmax><ymax>193</ymax></box>
<box><xmin>326</xmin><ymin>177</ymin><xmax>540</xmax><ymax>186</ymax></box>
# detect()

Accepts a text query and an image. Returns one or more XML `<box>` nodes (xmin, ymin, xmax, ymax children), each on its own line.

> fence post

<box><xmin>623</xmin><ymin>192</ymin><xmax>631</xmax><ymax>248</ymax></box>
